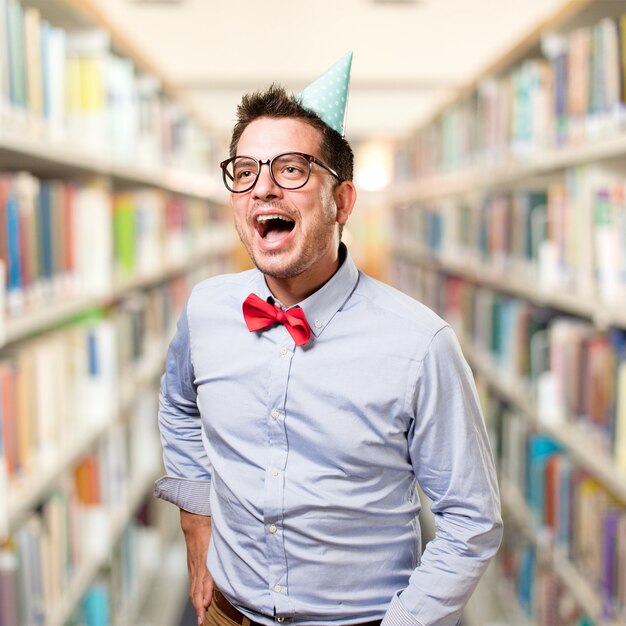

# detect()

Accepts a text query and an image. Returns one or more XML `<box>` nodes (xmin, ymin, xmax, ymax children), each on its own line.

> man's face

<box><xmin>231</xmin><ymin>117</ymin><xmax>344</xmax><ymax>281</ymax></box>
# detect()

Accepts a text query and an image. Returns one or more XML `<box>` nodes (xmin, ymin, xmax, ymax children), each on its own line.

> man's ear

<box><xmin>334</xmin><ymin>181</ymin><xmax>357</xmax><ymax>225</ymax></box>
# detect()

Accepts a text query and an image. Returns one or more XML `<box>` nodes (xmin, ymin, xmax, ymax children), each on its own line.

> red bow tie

<box><xmin>242</xmin><ymin>293</ymin><xmax>311</xmax><ymax>346</ymax></box>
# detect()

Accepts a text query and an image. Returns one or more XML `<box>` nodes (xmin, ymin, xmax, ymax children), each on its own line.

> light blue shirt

<box><xmin>155</xmin><ymin>245</ymin><xmax>502</xmax><ymax>626</ymax></box>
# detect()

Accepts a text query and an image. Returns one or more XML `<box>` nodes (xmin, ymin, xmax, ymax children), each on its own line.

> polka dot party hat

<box><xmin>298</xmin><ymin>51</ymin><xmax>353</xmax><ymax>136</ymax></box>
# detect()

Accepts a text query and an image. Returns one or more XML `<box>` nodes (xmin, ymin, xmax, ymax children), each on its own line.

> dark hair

<box><xmin>229</xmin><ymin>84</ymin><xmax>354</xmax><ymax>183</ymax></box>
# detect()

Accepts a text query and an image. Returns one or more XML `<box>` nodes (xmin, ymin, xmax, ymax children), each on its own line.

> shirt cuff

<box><xmin>381</xmin><ymin>593</ymin><xmax>424</xmax><ymax>626</ymax></box>
<box><xmin>154</xmin><ymin>475</ymin><xmax>212</xmax><ymax>515</ymax></box>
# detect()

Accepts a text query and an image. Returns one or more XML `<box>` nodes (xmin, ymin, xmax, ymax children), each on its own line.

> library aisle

<box><xmin>1</xmin><ymin>0</ymin><xmax>626</xmax><ymax>625</ymax></box>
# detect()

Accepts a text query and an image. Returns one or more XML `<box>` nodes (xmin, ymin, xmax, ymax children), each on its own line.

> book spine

<box><xmin>5</xmin><ymin>180</ymin><xmax>22</xmax><ymax>316</ymax></box>
<box><xmin>0</xmin><ymin>547</ymin><xmax>18</xmax><ymax>626</ymax></box>
<box><xmin>81</xmin><ymin>581</ymin><xmax>111</xmax><ymax>626</ymax></box>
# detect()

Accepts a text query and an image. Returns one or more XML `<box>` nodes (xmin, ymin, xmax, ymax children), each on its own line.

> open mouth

<box><xmin>256</xmin><ymin>213</ymin><xmax>296</xmax><ymax>242</ymax></box>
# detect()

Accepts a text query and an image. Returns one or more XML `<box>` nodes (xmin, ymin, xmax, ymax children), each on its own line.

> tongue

<box><xmin>265</xmin><ymin>227</ymin><xmax>291</xmax><ymax>243</ymax></box>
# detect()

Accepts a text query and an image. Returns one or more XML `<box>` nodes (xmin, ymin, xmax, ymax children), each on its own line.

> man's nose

<box><xmin>252</xmin><ymin>162</ymin><xmax>282</xmax><ymax>200</ymax></box>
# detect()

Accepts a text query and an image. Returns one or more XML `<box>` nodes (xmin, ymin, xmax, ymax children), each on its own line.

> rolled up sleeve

<box><xmin>154</xmin><ymin>300</ymin><xmax>212</xmax><ymax>515</ymax></box>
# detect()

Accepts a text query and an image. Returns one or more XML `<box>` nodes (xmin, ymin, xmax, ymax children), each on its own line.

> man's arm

<box><xmin>383</xmin><ymin>325</ymin><xmax>503</xmax><ymax>626</ymax></box>
<box><xmin>181</xmin><ymin>510</ymin><xmax>214</xmax><ymax>626</ymax></box>
<box><xmin>154</xmin><ymin>300</ymin><xmax>212</xmax><ymax>513</ymax></box>
<box><xmin>153</xmin><ymin>301</ymin><xmax>215</xmax><ymax>623</ymax></box>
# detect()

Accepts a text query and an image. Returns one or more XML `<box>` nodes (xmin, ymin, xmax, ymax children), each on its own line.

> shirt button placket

<box><xmin>265</xmin><ymin>336</ymin><xmax>294</xmax><ymax>616</ymax></box>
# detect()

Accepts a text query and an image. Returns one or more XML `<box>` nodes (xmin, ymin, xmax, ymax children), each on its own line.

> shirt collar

<box><xmin>250</xmin><ymin>243</ymin><xmax>359</xmax><ymax>338</ymax></box>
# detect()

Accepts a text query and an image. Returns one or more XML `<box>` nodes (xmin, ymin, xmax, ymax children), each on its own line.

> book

<box><xmin>0</xmin><ymin>0</ymin><xmax>9</xmax><ymax>112</ymax></box>
<box><xmin>0</xmin><ymin>545</ymin><xmax>18</xmax><ymax>626</ymax></box>
<box><xmin>14</xmin><ymin>516</ymin><xmax>45</xmax><ymax>625</ymax></box>
<box><xmin>527</xmin><ymin>434</ymin><xmax>562</xmax><ymax>525</ymax></box>
<box><xmin>73</xmin><ymin>182</ymin><xmax>112</xmax><ymax>296</ymax></box>
<box><xmin>113</xmin><ymin>194</ymin><xmax>135</xmax><ymax>279</ymax></box>
<box><xmin>5</xmin><ymin>0</ymin><xmax>26</xmax><ymax>111</ymax></box>
<box><xmin>593</xmin><ymin>186</ymin><xmax>622</xmax><ymax>302</ymax></box>
<box><xmin>5</xmin><ymin>178</ymin><xmax>23</xmax><ymax>316</ymax></box>
<box><xmin>42</xmin><ymin>23</ymin><xmax>66</xmax><ymax>139</ymax></box>
<box><xmin>0</xmin><ymin>375</ymin><xmax>6</xmax><ymax>537</ymax></box>
<box><xmin>23</xmin><ymin>6</ymin><xmax>41</xmax><ymax>121</ymax></box>
<box><xmin>81</xmin><ymin>581</ymin><xmax>110</xmax><ymax>626</ymax></box>
<box><xmin>14</xmin><ymin>172</ymin><xmax>38</xmax><ymax>310</ymax></box>
<box><xmin>65</xmin><ymin>28</ymin><xmax>110</xmax><ymax>151</ymax></box>
<box><xmin>601</xmin><ymin>509</ymin><xmax>621</xmax><ymax>619</ymax></box>
<box><xmin>615</xmin><ymin>357</ymin><xmax>626</xmax><ymax>475</ymax></box>
<box><xmin>0</xmin><ymin>361</ymin><xmax>16</xmax><ymax>479</ymax></box>
<box><xmin>568</xmin><ymin>27</ymin><xmax>591</xmax><ymax>143</ymax></box>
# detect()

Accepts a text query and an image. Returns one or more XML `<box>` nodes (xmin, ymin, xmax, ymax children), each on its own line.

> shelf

<box><xmin>392</xmin><ymin>131</ymin><xmax>626</xmax><ymax>203</ymax></box>
<box><xmin>464</xmin><ymin>344</ymin><xmax>626</xmax><ymax>504</ymax></box>
<box><xmin>5</xmin><ymin>344</ymin><xmax>165</xmax><ymax>535</ymax></box>
<box><xmin>5</xmin><ymin>417</ymin><xmax>112</xmax><ymax>535</ymax></box>
<box><xmin>48</xmin><ymin>466</ymin><xmax>161</xmax><ymax>626</ymax></box>
<box><xmin>0</xmin><ymin>125</ymin><xmax>220</xmax><ymax>200</ymax></box>
<box><xmin>394</xmin><ymin>246</ymin><xmax>626</xmax><ymax>330</ymax></box>
<box><xmin>2</xmin><ymin>245</ymin><xmax>232</xmax><ymax>348</ymax></box>
<box><xmin>500</xmin><ymin>478</ymin><xmax>623</xmax><ymax>626</ymax></box>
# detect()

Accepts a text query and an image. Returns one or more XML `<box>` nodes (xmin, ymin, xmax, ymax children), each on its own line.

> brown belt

<box><xmin>212</xmin><ymin>588</ymin><xmax>382</xmax><ymax>626</ymax></box>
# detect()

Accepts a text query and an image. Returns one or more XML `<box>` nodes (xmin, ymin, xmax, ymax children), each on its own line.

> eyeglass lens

<box><xmin>225</xmin><ymin>153</ymin><xmax>310</xmax><ymax>192</ymax></box>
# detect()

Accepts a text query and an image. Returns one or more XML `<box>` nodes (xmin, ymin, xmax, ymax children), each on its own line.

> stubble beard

<box><xmin>236</xmin><ymin>197</ymin><xmax>337</xmax><ymax>280</ymax></box>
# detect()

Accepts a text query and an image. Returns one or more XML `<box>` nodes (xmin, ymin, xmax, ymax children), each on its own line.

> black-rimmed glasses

<box><xmin>220</xmin><ymin>152</ymin><xmax>341</xmax><ymax>193</ymax></box>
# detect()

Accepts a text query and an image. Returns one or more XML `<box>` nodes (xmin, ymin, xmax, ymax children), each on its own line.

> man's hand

<box><xmin>180</xmin><ymin>510</ymin><xmax>214</xmax><ymax>626</ymax></box>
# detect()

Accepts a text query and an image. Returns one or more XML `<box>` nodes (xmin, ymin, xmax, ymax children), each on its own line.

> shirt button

<box><xmin>269</xmin><ymin>524</ymin><xmax>277</xmax><ymax>534</ymax></box>
<box><xmin>274</xmin><ymin>584</ymin><xmax>282</xmax><ymax>593</ymax></box>
<box><xmin>315</xmin><ymin>320</ymin><xmax>322</xmax><ymax>329</ymax></box>
<box><xmin>271</xmin><ymin>468</ymin><xmax>279</xmax><ymax>477</ymax></box>
<box><xmin>271</xmin><ymin>409</ymin><xmax>280</xmax><ymax>420</ymax></box>
<box><xmin>279</xmin><ymin>346</ymin><xmax>287</xmax><ymax>355</ymax></box>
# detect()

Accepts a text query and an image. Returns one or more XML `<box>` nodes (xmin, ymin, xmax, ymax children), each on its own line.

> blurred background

<box><xmin>1</xmin><ymin>1</ymin><xmax>625</xmax><ymax>625</ymax></box>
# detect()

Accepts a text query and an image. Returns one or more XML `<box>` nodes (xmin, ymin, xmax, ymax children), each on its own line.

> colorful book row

<box><xmin>0</xmin><ymin>276</ymin><xmax>189</xmax><ymax>539</ymax></box>
<box><xmin>0</xmin><ymin>0</ymin><xmax>211</xmax><ymax>170</ymax></box>
<box><xmin>499</xmin><ymin>533</ymin><xmax>595</xmax><ymax>626</ymax></box>
<box><xmin>0</xmin><ymin>171</ymin><xmax>226</xmax><ymax>322</ymax></box>
<box><xmin>391</xmin><ymin>261</ymin><xmax>626</xmax><ymax>472</ymax></box>
<box><xmin>0</xmin><ymin>485</ymin><xmax>171</xmax><ymax>626</ymax></box>
<box><xmin>394</xmin><ymin>11</ymin><xmax>626</xmax><ymax>180</ymax></box>
<box><xmin>496</xmin><ymin>404</ymin><xmax>626</xmax><ymax>624</ymax></box>
<box><xmin>393</xmin><ymin>166</ymin><xmax>626</xmax><ymax>304</ymax></box>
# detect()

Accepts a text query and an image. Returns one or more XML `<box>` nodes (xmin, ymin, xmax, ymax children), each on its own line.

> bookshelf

<box><xmin>501</xmin><ymin>478</ymin><xmax>625</xmax><ymax>626</ymax></box>
<box><xmin>48</xmin><ymin>467</ymin><xmax>159</xmax><ymax>626</ymax></box>
<box><xmin>0</xmin><ymin>1</ymin><xmax>234</xmax><ymax>625</ymax></box>
<box><xmin>391</xmin><ymin>1</ymin><xmax>626</xmax><ymax>625</ymax></box>
<box><xmin>0</xmin><ymin>124</ymin><xmax>221</xmax><ymax>198</ymax></box>
<box><xmin>394</xmin><ymin>246</ymin><xmax>626</xmax><ymax>329</ymax></box>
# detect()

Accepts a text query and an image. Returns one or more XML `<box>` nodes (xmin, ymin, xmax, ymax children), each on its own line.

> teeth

<box><xmin>256</xmin><ymin>214</ymin><xmax>294</xmax><ymax>223</ymax></box>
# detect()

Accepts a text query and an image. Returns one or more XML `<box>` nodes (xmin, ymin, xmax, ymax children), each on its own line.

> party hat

<box><xmin>298</xmin><ymin>51</ymin><xmax>353</xmax><ymax>136</ymax></box>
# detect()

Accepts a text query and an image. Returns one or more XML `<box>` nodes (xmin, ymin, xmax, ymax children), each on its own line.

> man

<box><xmin>155</xmin><ymin>53</ymin><xmax>502</xmax><ymax>626</ymax></box>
